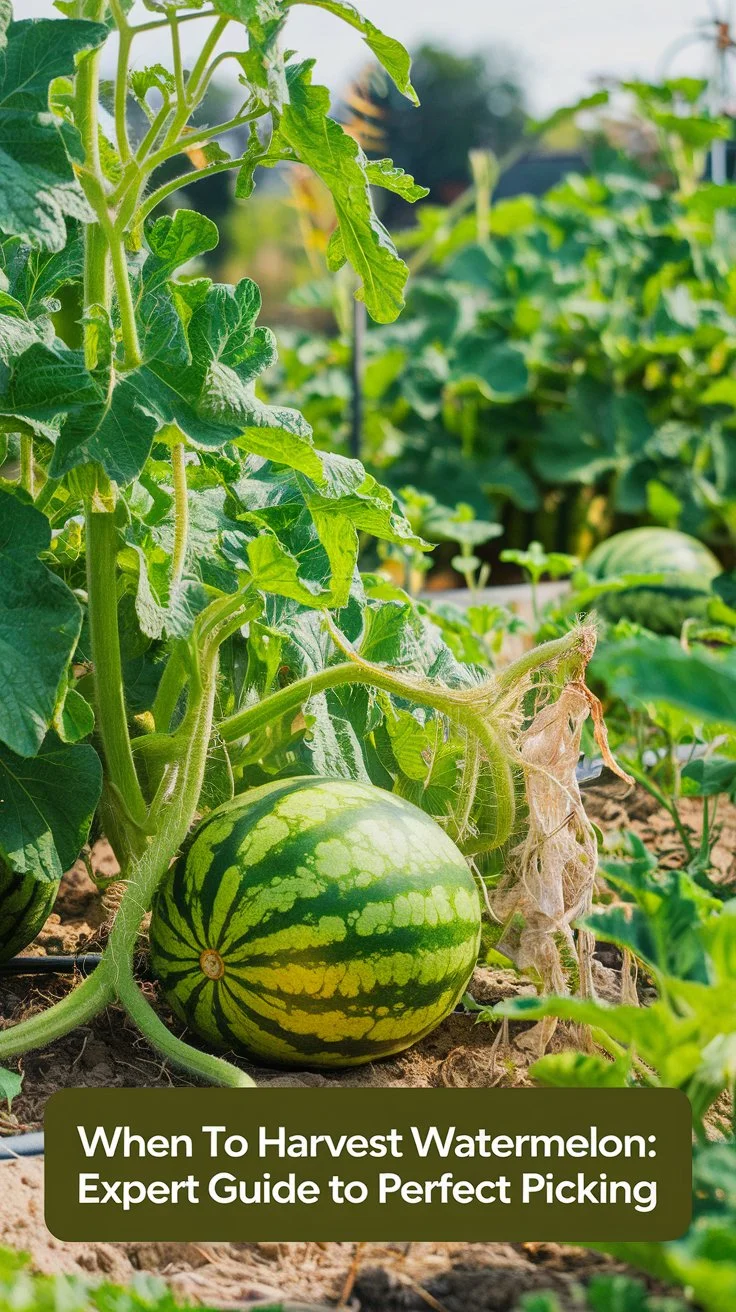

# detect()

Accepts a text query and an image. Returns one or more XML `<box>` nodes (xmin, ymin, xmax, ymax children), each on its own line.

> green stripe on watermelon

<box><xmin>585</xmin><ymin>527</ymin><xmax>720</xmax><ymax>581</ymax></box>
<box><xmin>585</xmin><ymin>528</ymin><xmax>721</xmax><ymax>634</ymax></box>
<box><xmin>0</xmin><ymin>862</ymin><xmax>59</xmax><ymax>962</ymax></box>
<box><xmin>150</xmin><ymin>777</ymin><xmax>482</xmax><ymax>1068</ymax></box>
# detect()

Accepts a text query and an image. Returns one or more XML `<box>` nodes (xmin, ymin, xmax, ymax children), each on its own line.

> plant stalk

<box><xmin>19</xmin><ymin>435</ymin><xmax>34</xmax><ymax>498</ymax></box>
<box><xmin>0</xmin><ymin>969</ymin><xmax>114</xmax><ymax>1061</ymax></box>
<box><xmin>86</xmin><ymin>510</ymin><xmax>148</xmax><ymax>836</ymax></box>
<box><xmin>170</xmin><ymin>440</ymin><xmax>189</xmax><ymax>593</ymax></box>
<box><xmin>217</xmin><ymin>654</ymin><xmax>516</xmax><ymax>848</ymax></box>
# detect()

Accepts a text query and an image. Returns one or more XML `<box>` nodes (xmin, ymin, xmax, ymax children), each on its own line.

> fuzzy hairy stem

<box><xmin>0</xmin><ymin>651</ymin><xmax>244</xmax><ymax>1086</ymax></box>
<box><xmin>110</xmin><ymin>0</ymin><xmax>133</xmax><ymax>163</ymax></box>
<box><xmin>86</xmin><ymin>509</ymin><xmax>148</xmax><ymax>836</ymax></box>
<box><xmin>218</xmin><ymin>654</ymin><xmax>516</xmax><ymax>849</ymax></box>
<box><xmin>0</xmin><ymin>968</ymin><xmax>114</xmax><ymax>1061</ymax></box>
<box><xmin>115</xmin><ymin>958</ymin><xmax>254</xmax><ymax>1088</ymax></box>
<box><xmin>493</xmin><ymin>627</ymin><xmax>595</xmax><ymax>705</ymax></box>
<box><xmin>170</xmin><ymin>440</ymin><xmax>189</xmax><ymax>593</ymax></box>
<box><xmin>19</xmin><ymin>435</ymin><xmax>34</xmax><ymax>497</ymax></box>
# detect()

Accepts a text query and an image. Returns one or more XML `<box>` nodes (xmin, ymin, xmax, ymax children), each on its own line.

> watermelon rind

<box><xmin>0</xmin><ymin>862</ymin><xmax>59</xmax><ymax>962</ymax></box>
<box><xmin>150</xmin><ymin>777</ymin><xmax>482</xmax><ymax>1069</ymax></box>
<box><xmin>586</xmin><ymin>528</ymin><xmax>720</xmax><ymax>582</ymax></box>
<box><xmin>585</xmin><ymin>528</ymin><xmax>720</xmax><ymax>634</ymax></box>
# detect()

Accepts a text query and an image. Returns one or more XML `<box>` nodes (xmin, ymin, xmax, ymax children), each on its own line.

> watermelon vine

<box><xmin>0</xmin><ymin>0</ymin><xmax>612</xmax><ymax>1087</ymax></box>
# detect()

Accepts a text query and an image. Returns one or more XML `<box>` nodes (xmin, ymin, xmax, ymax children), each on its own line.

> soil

<box><xmin>0</xmin><ymin>1163</ymin><xmax>656</xmax><ymax>1311</ymax></box>
<box><xmin>1</xmin><ymin>788</ymin><xmax>727</xmax><ymax>1309</ymax></box>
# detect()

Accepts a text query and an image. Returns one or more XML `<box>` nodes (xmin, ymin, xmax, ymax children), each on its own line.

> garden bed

<box><xmin>4</xmin><ymin>782</ymin><xmax>735</xmax><ymax>1130</ymax></box>
<box><xmin>1</xmin><ymin>781</ymin><xmax>730</xmax><ymax>1308</ymax></box>
<box><xmin>0</xmin><ymin>1166</ymin><xmax>660</xmax><ymax>1312</ymax></box>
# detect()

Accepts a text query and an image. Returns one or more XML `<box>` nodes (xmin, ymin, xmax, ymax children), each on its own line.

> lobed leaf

<box><xmin>0</xmin><ymin>489</ymin><xmax>82</xmax><ymax>759</ymax></box>
<box><xmin>0</xmin><ymin>16</ymin><xmax>107</xmax><ymax>250</ymax></box>
<box><xmin>0</xmin><ymin>734</ymin><xmax>102</xmax><ymax>882</ymax></box>
<box><xmin>283</xmin><ymin>0</ymin><xmax>417</xmax><ymax>103</ymax></box>
<box><xmin>277</xmin><ymin>64</ymin><xmax>410</xmax><ymax>323</ymax></box>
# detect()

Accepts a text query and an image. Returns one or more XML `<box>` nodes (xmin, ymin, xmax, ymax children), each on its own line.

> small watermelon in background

<box><xmin>585</xmin><ymin>527</ymin><xmax>721</xmax><ymax>634</ymax></box>
<box><xmin>0</xmin><ymin>862</ymin><xmax>58</xmax><ymax>962</ymax></box>
<box><xmin>150</xmin><ymin>777</ymin><xmax>482</xmax><ymax>1069</ymax></box>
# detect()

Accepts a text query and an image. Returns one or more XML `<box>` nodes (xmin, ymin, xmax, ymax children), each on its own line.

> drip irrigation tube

<box><xmin>0</xmin><ymin>955</ymin><xmax>103</xmax><ymax>977</ymax></box>
<box><xmin>0</xmin><ymin>1132</ymin><xmax>44</xmax><ymax>1159</ymax></box>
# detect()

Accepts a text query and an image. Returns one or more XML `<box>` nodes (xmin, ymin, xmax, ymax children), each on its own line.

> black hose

<box><xmin>0</xmin><ymin>954</ymin><xmax>103</xmax><ymax>976</ymax></box>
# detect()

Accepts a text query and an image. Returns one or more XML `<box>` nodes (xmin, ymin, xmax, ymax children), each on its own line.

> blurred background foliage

<box><xmin>78</xmin><ymin>13</ymin><xmax>736</xmax><ymax>591</ymax></box>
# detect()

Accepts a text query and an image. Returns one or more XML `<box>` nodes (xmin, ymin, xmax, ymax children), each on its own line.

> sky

<box><xmin>23</xmin><ymin>0</ymin><xmax>728</xmax><ymax>114</ymax></box>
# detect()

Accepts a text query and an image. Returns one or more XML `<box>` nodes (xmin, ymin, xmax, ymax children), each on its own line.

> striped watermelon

<box><xmin>0</xmin><ymin>862</ymin><xmax>58</xmax><ymax>961</ymax></box>
<box><xmin>585</xmin><ymin>528</ymin><xmax>721</xmax><ymax>634</ymax></box>
<box><xmin>150</xmin><ymin>777</ymin><xmax>482</xmax><ymax>1069</ymax></box>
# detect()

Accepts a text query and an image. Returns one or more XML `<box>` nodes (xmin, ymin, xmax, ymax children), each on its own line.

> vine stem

<box><xmin>170</xmin><ymin>439</ymin><xmax>189</xmax><ymax>593</ymax></box>
<box><xmin>168</xmin><ymin>8</ymin><xmax>187</xmax><ymax>110</ymax></box>
<box><xmin>0</xmin><ymin>644</ymin><xmax>249</xmax><ymax>1088</ymax></box>
<box><xmin>86</xmin><ymin>510</ymin><xmax>148</xmax><ymax>833</ymax></box>
<box><xmin>217</xmin><ymin>652</ymin><xmax>516</xmax><ymax>850</ymax></box>
<box><xmin>492</xmin><ymin>628</ymin><xmax>594</xmax><ymax>704</ymax></box>
<box><xmin>115</xmin><ymin>957</ymin><xmax>255</xmax><ymax>1088</ymax></box>
<box><xmin>135</xmin><ymin>155</ymin><xmax>247</xmax><ymax>226</ymax></box>
<box><xmin>106</xmin><ymin>647</ymin><xmax>252</xmax><ymax>1085</ymax></box>
<box><xmin>19</xmin><ymin>435</ymin><xmax>34</xmax><ymax>497</ymax></box>
<box><xmin>132</xmin><ymin>10</ymin><xmax>218</xmax><ymax>35</ymax></box>
<box><xmin>109</xmin><ymin>232</ymin><xmax>142</xmax><ymax>369</ymax></box>
<box><xmin>0</xmin><ymin>970</ymin><xmax>114</xmax><ymax>1062</ymax></box>
<box><xmin>110</xmin><ymin>0</ymin><xmax>133</xmax><ymax>163</ymax></box>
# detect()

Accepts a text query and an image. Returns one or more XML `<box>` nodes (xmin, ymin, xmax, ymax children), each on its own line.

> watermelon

<box><xmin>0</xmin><ymin>861</ymin><xmax>58</xmax><ymax>962</ymax></box>
<box><xmin>585</xmin><ymin>528</ymin><xmax>721</xmax><ymax>634</ymax></box>
<box><xmin>150</xmin><ymin>777</ymin><xmax>482</xmax><ymax>1069</ymax></box>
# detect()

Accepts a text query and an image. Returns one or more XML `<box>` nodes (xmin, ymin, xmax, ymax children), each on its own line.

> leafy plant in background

<box><xmin>0</xmin><ymin>1246</ymin><xmax>696</xmax><ymax>1312</ymax></box>
<box><xmin>482</xmin><ymin>634</ymin><xmax>736</xmax><ymax>1312</ymax></box>
<box><xmin>0</xmin><ymin>0</ymin><xmax>608</xmax><ymax>1091</ymax></box>
<box><xmin>270</xmin><ymin>80</ymin><xmax>736</xmax><ymax>564</ymax></box>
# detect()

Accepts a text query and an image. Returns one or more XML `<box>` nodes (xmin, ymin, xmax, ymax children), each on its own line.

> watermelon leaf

<box><xmin>0</xmin><ymin>1066</ymin><xmax>22</xmax><ymax>1109</ymax></box>
<box><xmin>0</xmin><ymin>490</ymin><xmax>82</xmax><ymax>758</ymax></box>
<box><xmin>0</xmin><ymin>17</ymin><xmax>107</xmax><ymax>250</ymax></box>
<box><xmin>0</xmin><ymin>735</ymin><xmax>102</xmax><ymax>883</ymax></box>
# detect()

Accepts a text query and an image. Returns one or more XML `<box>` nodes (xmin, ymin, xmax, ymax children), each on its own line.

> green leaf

<box><xmin>530</xmin><ymin>1051</ymin><xmax>631</xmax><ymax>1088</ymax></box>
<box><xmin>652</xmin><ymin>111</ymin><xmax>732</xmax><ymax>148</ymax></box>
<box><xmin>299</xmin><ymin>459</ymin><xmax>429</xmax><ymax>607</ymax></box>
<box><xmin>0</xmin><ymin>489</ymin><xmax>82</xmax><ymax>758</ymax></box>
<box><xmin>702</xmin><ymin>377</ymin><xmax>736</xmax><ymax>408</ymax></box>
<box><xmin>525</xmin><ymin>90</ymin><xmax>609</xmax><ymax>137</ymax></box>
<box><xmin>593</xmin><ymin>637</ymin><xmax>736</xmax><ymax>727</ymax></box>
<box><xmin>245</xmin><ymin>530</ymin><xmax>327</xmax><ymax>606</ymax></box>
<box><xmin>132</xmin><ymin>278</ymin><xmax>321</xmax><ymax>475</ymax></box>
<box><xmin>144</xmin><ymin>209</ymin><xmax>220</xmax><ymax>287</ymax></box>
<box><xmin>213</xmin><ymin>0</ymin><xmax>282</xmax><ymax>20</ymax></box>
<box><xmin>0</xmin><ymin>225</ymin><xmax>84</xmax><ymax>313</ymax></box>
<box><xmin>230</xmin><ymin>454</ymin><xmax>428</xmax><ymax>609</ymax></box>
<box><xmin>681</xmin><ymin>755</ymin><xmax>736</xmax><ymax>798</ymax></box>
<box><xmin>124</xmin><ymin>543</ymin><xmax>209</xmax><ymax>641</ymax></box>
<box><xmin>365</xmin><ymin>158</ymin><xmax>428</xmax><ymax>202</ymax></box>
<box><xmin>5</xmin><ymin>343</ymin><xmax>160</xmax><ymax>485</ymax></box>
<box><xmin>129</xmin><ymin>63</ymin><xmax>175</xmax><ymax>117</ymax></box>
<box><xmin>585</xmin><ymin>900</ymin><xmax>708</xmax><ymax>984</ymax></box>
<box><xmin>450</xmin><ymin>334</ymin><xmax>529</xmax><ymax>400</ymax></box>
<box><xmin>0</xmin><ymin>18</ymin><xmax>108</xmax><ymax>250</ymax></box>
<box><xmin>277</xmin><ymin>64</ymin><xmax>409</xmax><ymax>323</ymax></box>
<box><xmin>234</xmin><ymin>123</ymin><xmax>269</xmax><ymax>198</ymax></box>
<box><xmin>53</xmin><ymin>686</ymin><xmax>94</xmax><ymax>744</ymax></box>
<box><xmin>0</xmin><ymin>289</ymin><xmax>50</xmax><ymax>363</ymax></box>
<box><xmin>137</xmin><ymin>209</ymin><xmax>219</xmax><ymax>367</ymax></box>
<box><xmin>283</xmin><ymin>0</ymin><xmax>417</xmax><ymax>103</ymax></box>
<box><xmin>0</xmin><ymin>734</ymin><xmax>102</xmax><ymax>882</ymax></box>
<box><xmin>0</xmin><ymin>1067</ymin><xmax>22</xmax><ymax>1110</ymax></box>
